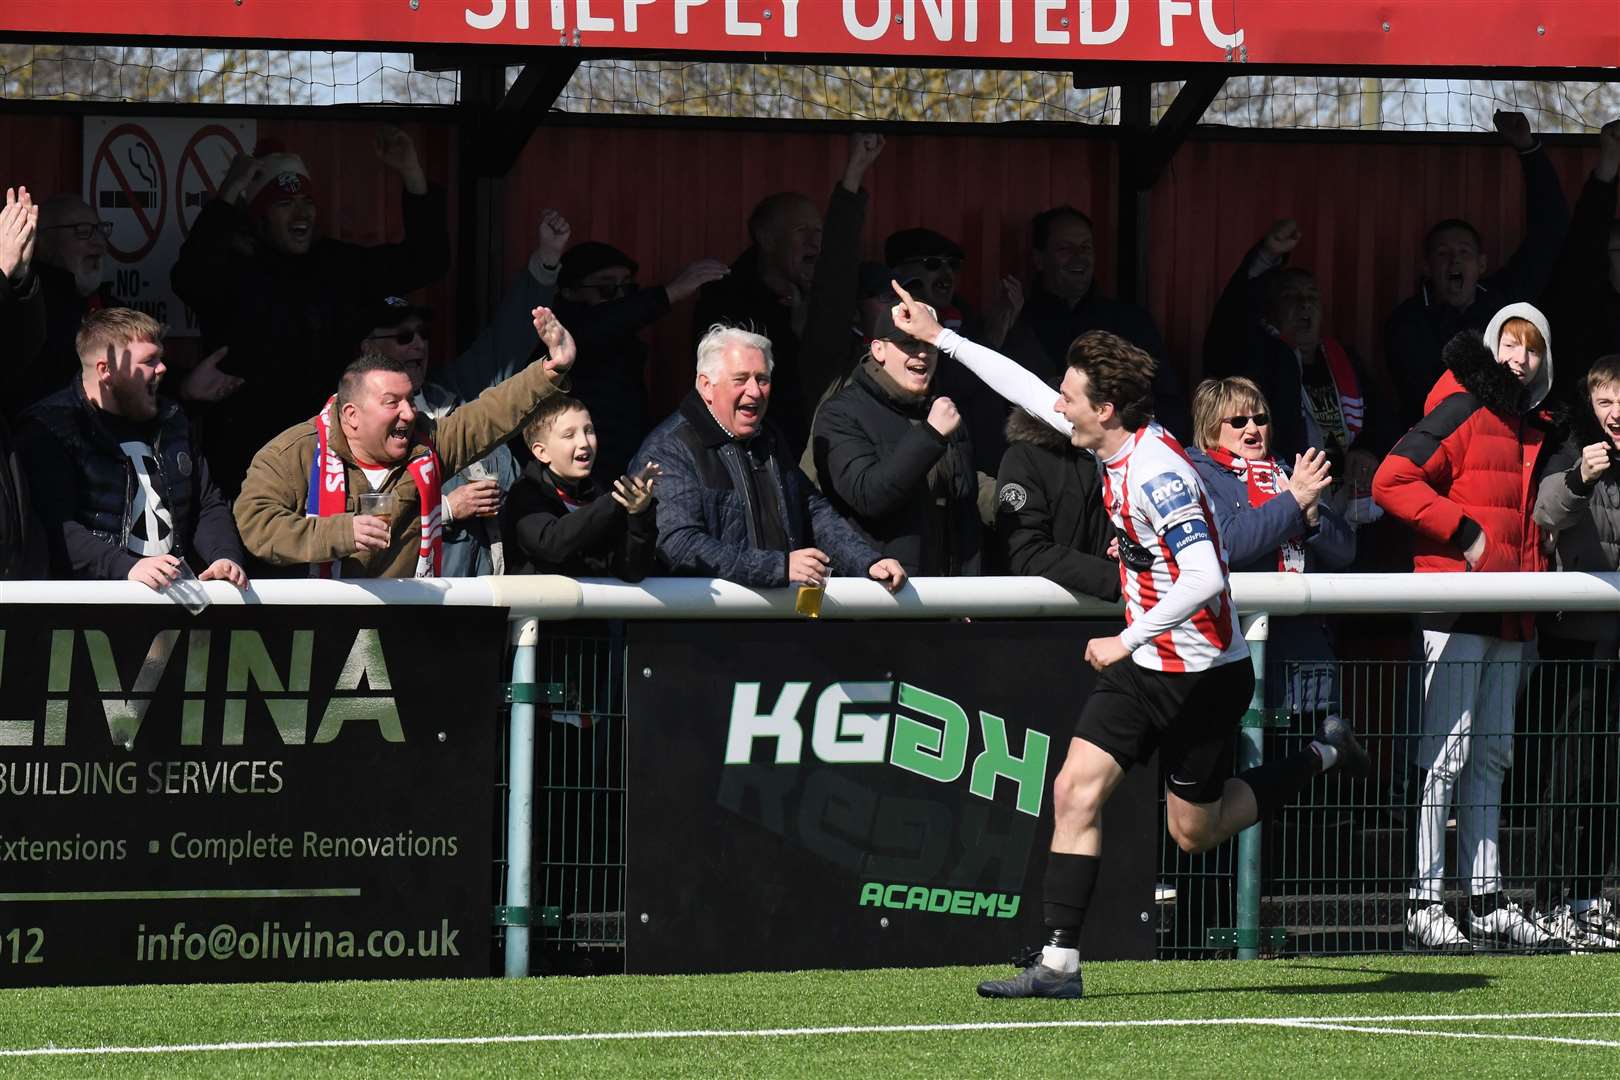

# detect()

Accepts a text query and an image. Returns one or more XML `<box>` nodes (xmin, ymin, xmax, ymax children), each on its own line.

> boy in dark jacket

<box><xmin>502</xmin><ymin>395</ymin><xmax>657</xmax><ymax>580</ymax></box>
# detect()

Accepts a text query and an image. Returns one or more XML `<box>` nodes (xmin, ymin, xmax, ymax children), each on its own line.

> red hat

<box><xmin>245</xmin><ymin>142</ymin><xmax>317</xmax><ymax>219</ymax></box>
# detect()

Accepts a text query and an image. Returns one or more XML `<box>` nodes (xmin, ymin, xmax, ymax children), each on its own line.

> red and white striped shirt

<box><xmin>1101</xmin><ymin>423</ymin><xmax>1249</xmax><ymax>673</ymax></box>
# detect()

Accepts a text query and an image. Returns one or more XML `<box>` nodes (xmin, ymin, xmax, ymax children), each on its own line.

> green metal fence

<box><xmin>496</xmin><ymin>623</ymin><xmax>629</xmax><ymax>975</ymax></box>
<box><xmin>1157</xmin><ymin>651</ymin><xmax>1620</xmax><ymax>956</ymax></box>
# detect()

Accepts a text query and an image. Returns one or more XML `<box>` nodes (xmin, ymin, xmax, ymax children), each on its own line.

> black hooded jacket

<box><xmin>994</xmin><ymin>408</ymin><xmax>1119</xmax><ymax>600</ymax></box>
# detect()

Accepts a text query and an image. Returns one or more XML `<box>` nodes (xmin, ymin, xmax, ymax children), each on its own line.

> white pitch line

<box><xmin>1</xmin><ymin>1011</ymin><xmax>1617</xmax><ymax>1060</ymax></box>
<box><xmin>1278</xmin><ymin>1020</ymin><xmax>1620</xmax><ymax>1050</ymax></box>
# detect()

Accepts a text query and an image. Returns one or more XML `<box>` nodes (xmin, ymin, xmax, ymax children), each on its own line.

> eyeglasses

<box><xmin>45</xmin><ymin>221</ymin><xmax>113</xmax><ymax>241</ymax></box>
<box><xmin>1222</xmin><ymin>413</ymin><xmax>1270</xmax><ymax>429</ymax></box>
<box><xmin>912</xmin><ymin>256</ymin><xmax>961</xmax><ymax>272</ymax></box>
<box><xmin>369</xmin><ymin>327</ymin><xmax>427</xmax><ymax>346</ymax></box>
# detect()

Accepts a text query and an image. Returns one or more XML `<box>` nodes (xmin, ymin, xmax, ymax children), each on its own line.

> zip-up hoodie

<box><xmin>1374</xmin><ymin>302</ymin><xmax>1555</xmax><ymax>639</ymax></box>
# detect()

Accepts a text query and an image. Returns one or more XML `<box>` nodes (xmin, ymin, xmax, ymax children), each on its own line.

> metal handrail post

<box><xmin>1237</xmin><ymin>613</ymin><xmax>1269</xmax><ymax>960</ymax></box>
<box><xmin>504</xmin><ymin>617</ymin><xmax>540</xmax><ymax>978</ymax></box>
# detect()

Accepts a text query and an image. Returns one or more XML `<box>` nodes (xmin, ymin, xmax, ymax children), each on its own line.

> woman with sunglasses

<box><xmin>1186</xmin><ymin>376</ymin><xmax>1354</xmax><ymax>735</ymax></box>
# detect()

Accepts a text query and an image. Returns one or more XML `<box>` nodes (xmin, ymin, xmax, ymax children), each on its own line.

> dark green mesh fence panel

<box><xmin>1158</xmin><ymin>653</ymin><xmax>1619</xmax><ymax>957</ymax></box>
<box><xmin>531</xmin><ymin>622</ymin><xmax>628</xmax><ymax>974</ymax></box>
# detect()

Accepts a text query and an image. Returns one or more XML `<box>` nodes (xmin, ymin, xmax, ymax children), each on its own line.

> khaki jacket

<box><xmin>235</xmin><ymin>360</ymin><xmax>562</xmax><ymax>578</ymax></box>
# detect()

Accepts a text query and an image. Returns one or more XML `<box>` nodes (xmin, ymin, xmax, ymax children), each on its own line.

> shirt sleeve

<box><xmin>1118</xmin><ymin>535</ymin><xmax>1225</xmax><ymax>653</ymax></box>
<box><xmin>936</xmin><ymin>328</ymin><xmax>1072</xmax><ymax>438</ymax></box>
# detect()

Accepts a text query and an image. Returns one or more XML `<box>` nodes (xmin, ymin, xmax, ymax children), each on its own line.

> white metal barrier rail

<box><xmin>10</xmin><ymin>571</ymin><xmax>1618</xmax><ymax>973</ymax></box>
<box><xmin>7</xmin><ymin>570</ymin><xmax>1619</xmax><ymax>616</ymax></box>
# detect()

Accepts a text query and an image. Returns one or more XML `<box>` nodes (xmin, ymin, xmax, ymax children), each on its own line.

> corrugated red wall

<box><xmin>1149</xmin><ymin>137</ymin><xmax>1599</xmax><ymax>400</ymax></box>
<box><xmin>501</xmin><ymin>124</ymin><xmax>1120</xmax><ymax>409</ymax></box>
<box><xmin>2</xmin><ymin>112</ymin><xmax>1600</xmax><ymax>414</ymax></box>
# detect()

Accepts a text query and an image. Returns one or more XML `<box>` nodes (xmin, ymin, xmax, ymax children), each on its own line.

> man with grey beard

<box><xmin>14</xmin><ymin>194</ymin><xmax>122</xmax><ymax>415</ymax></box>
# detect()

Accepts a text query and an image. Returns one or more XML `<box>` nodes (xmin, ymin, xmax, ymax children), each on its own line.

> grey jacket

<box><xmin>1533</xmin><ymin>421</ymin><xmax>1620</xmax><ymax>647</ymax></box>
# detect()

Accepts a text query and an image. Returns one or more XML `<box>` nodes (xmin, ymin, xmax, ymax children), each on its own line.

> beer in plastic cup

<box><xmin>795</xmin><ymin>583</ymin><xmax>824</xmax><ymax>619</ymax></box>
<box><xmin>358</xmin><ymin>491</ymin><xmax>397</xmax><ymax>525</ymax></box>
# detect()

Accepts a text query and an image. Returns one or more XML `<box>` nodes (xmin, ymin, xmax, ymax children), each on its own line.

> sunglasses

<box><xmin>911</xmin><ymin>256</ymin><xmax>961</xmax><ymax>272</ymax></box>
<box><xmin>369</xmin><ymin>327</ymin><xmax>427</xmax><ymax>346</ymax></box>
<box><xmin>581</xmin><ymin>280</ymin><xmax>638</xmax><ymax>299</ymax></box>
<box><xmin>1222</xmin><ymin>413</ymin><xmax>1270</xmax><ymax>429</ymax></box>
<box><xmin>46</xmin><ymin>221</ymin><xmax>114</xmax><ymax>241</ymax></box>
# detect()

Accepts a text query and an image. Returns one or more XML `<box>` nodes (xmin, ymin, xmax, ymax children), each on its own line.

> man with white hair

<box><xmin>633</xmin><ymin>323</ymin><xmax>907</xmax><ymax>592</ymax></box>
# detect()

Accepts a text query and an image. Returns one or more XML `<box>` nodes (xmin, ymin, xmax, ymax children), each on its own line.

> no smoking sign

<box><xmin>82</xmin><ymin>117</ymin><xmax>255</xmax><ymax>336</ymax></box>
<box><xmin>178</xmin><ymin>125</ymin><xmax>247</xmax><ymax>237</ymax></box>
<box><xmin>89</xmin><ymin>123</ymin><xmax>168</xmax><ymax>264</ymax></box>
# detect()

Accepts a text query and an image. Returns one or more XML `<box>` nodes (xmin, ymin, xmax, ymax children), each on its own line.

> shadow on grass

<box><xmin>1088</xmin><ymin>964</ymin><xmax>1492</xmax><ymax>1000</ymax></box>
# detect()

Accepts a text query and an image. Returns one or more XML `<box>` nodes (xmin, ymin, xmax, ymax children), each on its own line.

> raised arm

<box><xmin>890</xmin><ymin>280</ymin><xmax>1071</xmax><ymax>439</ymax></box>
<box><xmin>436</xmin><ymin>210</ymin><xmax>568</xmax><ymax>402</ymax></box>
<box><xmin>434</xmin><ymin>307</ymin><xmax>571</xmax><ymax>474</ymax></box>
<box><xmin>1483</xmin><ymin>111</ymin><xmax>1570</xmax><ymax>302</ymax></box>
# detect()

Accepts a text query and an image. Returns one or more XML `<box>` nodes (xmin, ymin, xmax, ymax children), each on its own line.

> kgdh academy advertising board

<box><xmin>625</xmin><ymin>619</ymin><xmax>1157</xmax><ymax>974</ymax></box>
<box><xmin>0</xmin><ymin>605</ymin><xmax>506</xmax><ymax>986</ymax></box>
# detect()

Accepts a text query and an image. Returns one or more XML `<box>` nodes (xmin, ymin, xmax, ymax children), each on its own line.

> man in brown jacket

<box><xmin>235</xmin><ymin>307</ymin><xmax>574</xmax><ymax>578</ymax></box>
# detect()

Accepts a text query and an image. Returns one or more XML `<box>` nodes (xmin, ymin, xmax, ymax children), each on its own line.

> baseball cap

<box><xmin>868</xmin><ymin>290</ymin><xmax>938</xmax><ymax>347</ymax></box>
<box><xmin>358</xmin><ymin>295</ymin><xmax>432</xmax><ymax>332</ymax></box>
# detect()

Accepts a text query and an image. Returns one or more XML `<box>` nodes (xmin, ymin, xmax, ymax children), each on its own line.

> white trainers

<box><xmin>1539</xmin><ymin>903</ymin><xmax>1617</xmax><ymax>951</ymax></box>
<box><xmin>1471</xmin><ymin>899</ymin><xmax>1561</xmax><ymax>950</ymax></box>
<box><xmin>1573</xmin><ymin>899</ymin><xmax>1620</xmax><ymax>947</ymax></box>
<box><xmin>1406</xmin><ymin>903</ymin><xmax>1474</xmax><ymax>952</ymax></box>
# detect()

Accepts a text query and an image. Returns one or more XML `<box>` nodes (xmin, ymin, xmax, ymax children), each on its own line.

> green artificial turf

<box><xmin>0</xmin><ymin>954</ymin><xmax>1615</xmax><ymax>1078</ymax></box>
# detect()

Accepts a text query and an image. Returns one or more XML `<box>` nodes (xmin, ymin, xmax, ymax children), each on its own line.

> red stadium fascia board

<box><xmin>3</xmin><ymin>1</ymin><xmax>1617</xmax><ymax>69</ymax></box>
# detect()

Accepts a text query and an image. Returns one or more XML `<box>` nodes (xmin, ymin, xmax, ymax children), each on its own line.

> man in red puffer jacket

<box><xmin>1374</xmin><ymin>302</ymin><xmax>1561</xmax><ymax>955</ymax></box>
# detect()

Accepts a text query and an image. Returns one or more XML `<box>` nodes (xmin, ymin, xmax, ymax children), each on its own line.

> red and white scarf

<box><xmin>1317</xmin><ymin>339</ymin><xmax>1364</xmax><ymax>441</ymax></box>
<box><xmin>1204</xmin><ymin>447</ymin><xmax>1305</xmax><ymax>573</ymax></box>
<box><xmin>305</xmin><ymin>396</ymin><xmax>444</xmax><ymax>578</ymax></box>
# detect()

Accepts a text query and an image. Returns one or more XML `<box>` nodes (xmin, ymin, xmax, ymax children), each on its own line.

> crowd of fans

<box><xmin>0</xmin><ymin>113</ymin><xmax>1617</xmax><ymax>951</ymax></box>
